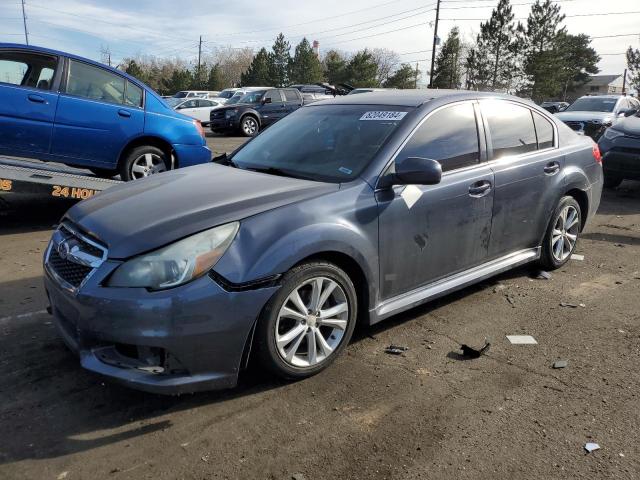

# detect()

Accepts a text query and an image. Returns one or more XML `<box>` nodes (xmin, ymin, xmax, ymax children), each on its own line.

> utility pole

<box><xmin>414</xmin><ymin>63</ymin><xmax>419</xmax><ymax>89</ymax></box>
<box><xmin>622</xmin><ymin>68</ymin><xmax>627</xmax><ymax>94</ymax></box>
<box><xmin>197</xmin><ymin>35</ymin><xmax>203</xmax><ymax>88</ymax></box>
<box><xmin>428</xmin><ymin>0</ymin><xmax>441</xmax><ymax>88</ymax></box>
<box><xmin>21</xmin><ymin>0</ymin><xmax>29</xmax><ymax>45</ymax></box>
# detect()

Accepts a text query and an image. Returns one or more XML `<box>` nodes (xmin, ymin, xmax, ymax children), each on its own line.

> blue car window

<box><xmin>0</xmin><ymin>51</ymin><xmax>57</xmax><ymax>90</ymax></box>
<box><xmin>67</xmin><ymin>59</ymin><xmax>125</xmax><ymax>105</ymax></box>
<box><xmin>124</xmin><ymin>81</ymin><xmax>143</xmax><ymax>108</ymax></box>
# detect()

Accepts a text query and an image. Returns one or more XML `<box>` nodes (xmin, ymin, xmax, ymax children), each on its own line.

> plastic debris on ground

<box><xmin>552</xmin><ymin>360</ymin><xmax>568</xmax><ymax>369</ymax></box>
<box><xmin>584</xmin><ymin>443</ymin><xmax>600</xmax><ymax>453</ymax></box>
<box><xmin>506</xmin><ymin>335</ymin><xmax>538</xmax><ymax>345</ymax></box>
<box><xmin>384</xmin><ymin>345</ymin><xmax>409</xmax><ymax>355</ymax></box>
<box><xmin>460</xmin><ymin>340</ymin><xmax>491</xmax><ymax>359</ymax></box>
<box><xmin>534</xmin><ymin>270</ymin><xmax>552</xmax><ymax>280</ymax></box>
<box><xmin>571</xmin><ymin>254</ymin><xmax>585</xmax><ymax>261</ymax></box>
<box><xmin>560</xmin><ymin>302</ymin><xmax>578</xmax><ymax>308</ymax></box>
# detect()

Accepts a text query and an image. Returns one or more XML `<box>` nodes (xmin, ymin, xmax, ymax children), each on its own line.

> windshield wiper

<box><xmin>212</xmin><ymin>152</ymin><xmax>238</xmax><ymax>168</ymax></box>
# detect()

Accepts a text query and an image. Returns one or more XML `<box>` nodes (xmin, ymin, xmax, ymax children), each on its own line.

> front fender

<box><xmin>239</xmin><ymin>109</ymin><xmax>261</xmax><ymax>126</ymax></box>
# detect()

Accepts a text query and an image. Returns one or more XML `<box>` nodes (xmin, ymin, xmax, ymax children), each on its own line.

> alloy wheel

<box><xmin>275</xmin><ymin>277</ymin><xmax>349</xmax><ymax>368</ymax></box>
<box><xmin>242</xmin><ymin>117</ymin><xmax>258</xmax><ymax>135</ymax></box>
<box><xmin>551</xmin><ymin>205</ymin><xmax>579</xmax><ymax>262</ymax></box>
<box><xmin>131</xmin><ymin>153</ymin><xmax>167</xmax><ymax>179</ymax></box>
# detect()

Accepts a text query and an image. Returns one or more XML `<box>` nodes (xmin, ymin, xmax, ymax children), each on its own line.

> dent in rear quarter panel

<box><xmin>144</xmin><ymin>94</ymin><xmax>205</xmax><ymax>146</ymax></box>
<box><xmin>214</xmin><ymin>182</ymin><xmax>380</xmax><ymax>312</ymax></box>
<box><xmin>561</xmin><ymin>137</ymin><xmax>603</xmax><ymax>225</ymax></box>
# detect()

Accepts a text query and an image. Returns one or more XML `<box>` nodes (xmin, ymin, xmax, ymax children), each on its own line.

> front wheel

<box><xmin>240</xmin><ymin>116</ymin><xmax>259</xmax><ymax>137</ymax></box>
<box><xmin>255</xmin><ymin>262</ymin><xmax>357</xmax><ymax>380</ymax></box>
<box><xmin>119</xmin><ymin>146</ymin><xmax>170</xmax><ymax>181</ymax></box>
<box><xmin>539</xmin><ymin>196</ymin><xmax>582</xmax><ymax>270</ymax></box>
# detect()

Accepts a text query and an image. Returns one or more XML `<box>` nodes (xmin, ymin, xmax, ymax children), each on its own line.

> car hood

<box><xmin>65</xmin><ymin>164</ymin><xmax>338</xmax><ymax>259</ymax></box>
<box><xmin>555</xmin><ymin>111</ymin><xmax>614</xmax><ymax>124</ymax></box>
<box><xmin>611</xmin><ymin>115</ymin><xmax>640</xmax><ymax>136</ymax></box>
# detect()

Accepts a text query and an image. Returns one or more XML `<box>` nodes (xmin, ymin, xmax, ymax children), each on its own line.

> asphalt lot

<box><xmin>0</xmin><ymin>149</ymin><xmax>639</xmax><ymax>479</ymax></box>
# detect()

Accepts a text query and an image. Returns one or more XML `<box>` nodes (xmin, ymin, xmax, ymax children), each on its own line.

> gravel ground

<box><xmin>0</xmin><ymin>166</ymin><xmax>638</xmax><ymax>480</ymax></box>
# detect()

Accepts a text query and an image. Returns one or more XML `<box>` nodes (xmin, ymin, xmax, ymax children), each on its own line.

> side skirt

<box><xmin>373</xmin><ymin>247</ymin><xmax>540</xmax><ymax>323</ymax></box>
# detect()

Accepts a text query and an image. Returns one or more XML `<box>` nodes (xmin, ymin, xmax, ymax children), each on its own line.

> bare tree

<box><xmin>370</xmin><ymin>48</ymin><xmax>401</xmax><ymax>86</ymax></box>
<box><xmin>204</xmin><ymin>46</ymin><xmax>255</xmax><ymax>88</ymax></box>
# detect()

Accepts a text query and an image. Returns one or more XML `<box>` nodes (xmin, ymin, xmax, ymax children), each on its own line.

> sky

<box><xmin>1</xmin><ymin>0</ymin><xmax>639</xmax><ymax>81</ymax></box>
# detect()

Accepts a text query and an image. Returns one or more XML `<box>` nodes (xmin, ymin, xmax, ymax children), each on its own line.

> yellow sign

<box><xmin>52</xmin><ymin>185</ymin><xmax>97</xmax><ymax>199</ymax></box>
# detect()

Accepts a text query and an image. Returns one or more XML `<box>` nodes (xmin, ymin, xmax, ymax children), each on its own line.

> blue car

<box><xmin>0</xmin><ymin>43</ymin><xmax>211</xmax><ymax>180</ymax></box>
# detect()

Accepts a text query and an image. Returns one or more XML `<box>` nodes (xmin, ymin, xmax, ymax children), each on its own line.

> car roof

<box><xmin>578</xmin><ymin>94</ymin><xmax>621</xmax><ymax>99</ymax></box>
<box><xmin>315</xmin><ymin>89</ymin><xmax>514</xmax><ymax>107</ymax></box>
<box><xmin>0</xmin><ymin>42</ymin><xmax>148</xmax><ymax>89</ymax></box>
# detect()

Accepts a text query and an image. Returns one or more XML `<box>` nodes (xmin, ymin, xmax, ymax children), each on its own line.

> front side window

<box><xmin>400</xmin><ymin>102</ymin><xmax>479</xmax><ymax>172</ymax></box>
<box><xmin>483</xmin><ymin>101</ymin><xmax>537</xmax><ymax>158</ymax></box>
<box><xmin>0</xmin><ymin>51</ymin><xmax>57</xmax><ymax>90</ymax></box>
<box><xmin>238</xmin><ymin>90</ymin><xmax>267</xmax><ymax>104</ymax></box>
<box><xmin>66</xmin><ymin>60</ymin><xmax>125</xmax><ymax>104</ymax></box>
<box><xmin>230</xmin><ymin>105</ymin><xmax>412</xmax><ymax>183</ymax></box>
<box><xmin>533</xmin><ymin>112</ymin><xmax>554</xmax><ymax>150</ymax></box>
<box><xmin>124</xmin><ymin>81</ymin><xmax>143</xmax><ymax>107</ymax></box>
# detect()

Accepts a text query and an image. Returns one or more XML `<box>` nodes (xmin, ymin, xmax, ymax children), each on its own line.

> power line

<box><xmin>441</xmin><ymin>10</ymin><xmax>640</xmax><ymax>21</ymax></box>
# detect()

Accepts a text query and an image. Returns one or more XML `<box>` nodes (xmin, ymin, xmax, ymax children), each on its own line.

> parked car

<box><xmin>0</xmin><ymin>43</ymin><xmax>211</xmax><ymax>180</ymax></box>
<box><xmin>164</xmin><ymin>97</ymin><xmax>224</xmax><ymax>126</ymax></box>
<box><xmin>597</xmin><ymin>109</ymin><xmax>640</xmax><ymax>188</ymax></box>
<box><xmin>173</xmin><ymin>90</ymin><xmax>220</xmax><ymax>99</ymax></box>
<box><xmin>290</xmin><ymin>84</ymin><xmax>334</xmax><ymax>104</ymax></box>
<box><xmin>347</xmin><ymin>88</ymin><xmax>393</xmax><ymax>95</ymax></box>
<box><xmin>44</xmin><ymin>90</ymin><xmax>602</xmax><ymax>394</ymax></box>
<box><xmin>212</xmin><ymin>87</ymin><xmax>271</xmax><ymax>105</ymax></box>
<box><xmin>540</xmin><ymin>101</ymin><xmax>569</xmax><ymax>113</ymax></box>
<box><xmin>210</xmin><ymin>88</ymin><xmax>303</xmax><ymax>136</ymax></box>
<box><xmin>555</xmin><ymin>95</ymin><xmax>640</xmax><ymax>140</ymax></box>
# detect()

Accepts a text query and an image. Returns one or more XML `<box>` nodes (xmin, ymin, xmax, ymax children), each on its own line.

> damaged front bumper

<box><xmin>44</xmin><ymin>261</ymin><xmax>278</xmax><ymax>395</ymax></box>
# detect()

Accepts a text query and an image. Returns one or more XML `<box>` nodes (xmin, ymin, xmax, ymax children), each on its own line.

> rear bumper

<box><xmin>45</xmin><ymin>261</ymin><xmax>278</xmax><ymax>395</ymax></box>
<box><xmin>172</xmin><ymin>144</ymin><xmax>212</xmax><ymax>168</ymax></box>
<box><xmin>602</xmin><ymin>150</ymin><xmax>640</xmax><ymax>180</ymax></box>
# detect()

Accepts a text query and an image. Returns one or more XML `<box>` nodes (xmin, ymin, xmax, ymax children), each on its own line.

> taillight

<box><xmin>193</xmin><ymin>120</ymin><xmax>206</xmax><ymax>139</ymax></box>
<box><xmin>592</xmin><ymin>143</ymin><xmax>602</xmax><ymax>165</ymax></box>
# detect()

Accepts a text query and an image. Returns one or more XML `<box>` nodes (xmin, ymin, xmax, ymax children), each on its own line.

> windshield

<box><xmin>164</xmin><ymin>98</ymin><xmax>183</xmax><ymax>108</ymax></box>
<box><xmin>230</xmin><ymin>105</ymin><xmax>412</xmax><ymax>183</ymax></box>
<box><xmin>238</xmin><ymin>90</ymin><xmax>267</xmax><ymax>104</ymax></box>
<box><xmin>565</xmin><ymin>97</ymin><xmax>617</xmax><ymax>113</ymax></box>
<box><xmin>225</xmin><ymin>93</ymin><xmax>244</xmax><ymax>105</ymax></box>
<box><xmin>173</xmin><ymin>91</ymin><xmax>188</xmax><ymax>98</ymax></box>
<box><xmin>218</xmin><ymin>90</ymin><xmax>236</xmax><ymax>99</ymax></box>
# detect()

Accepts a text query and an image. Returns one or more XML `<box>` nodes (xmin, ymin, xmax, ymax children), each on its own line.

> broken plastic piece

<box><xmin>560</xmin><ymin>302</ymin><xmax>578</xmax><ymax>308</ymax></box>
<box><xmin>552</xmin><ymin>360</ymin><xmax>568</xmax><ymax>369</ymax></box>
<box><xmin>460</xmin><ymin>340</ymin><xmax>491</xmax><ymax>358</ymax></box>
<box><xmin>385</xmin><ymin>345</ymin><xmax>409</xmax><ymax>355</ymax></box>
<box><xmin>584</xmin><ymin>442</ymin><xmax>600</xmax><ymax>453</ymax></box>
<box><xmin>506</xmin><ymin>335</ymin><xmax>538</xmax><ymax>345</ymax></box>
<box><xmin>534</xmin><ymin>270</ymin><xmax>552</xmax><ymax>280</ymax></box>
<box><xmin>571</xmin><ymin>254</ymin><xmax>584</xmax><ymax>261</ymax></box>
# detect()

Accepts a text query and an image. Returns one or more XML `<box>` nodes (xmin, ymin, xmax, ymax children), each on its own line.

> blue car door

<box><xmin>51</xmin><ymin>58</ymin><xmax>144</xmax><ymax>168</ymax></box>
<box><xmin>0</xmin><ymin>49</ymin><xmax>60</xmax><ymax>155</ymax></box>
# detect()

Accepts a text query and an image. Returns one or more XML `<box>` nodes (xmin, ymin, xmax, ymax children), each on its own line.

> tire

<box><xmin>255</xmin><ymin>261</ymin><xmax>358</xmax><ymax>380</ymax></box>
<box><xmin>240</xmin><ymin>115</ymin><xmax>259</xmax><ymax>137</ymax></box>
<box><xmin>603</xmin><ymin>174</ymin><xmax>622</xmax><ymax>189</ymax></box>
<box><xmin>119</xmin><ymin>146</ymin><xmax>170</xmax><ymax>181</ymax></box>
<box><xmin>89</xmin><ymin>167</ymin><xmax>117</xmax><ymax>179</ymax></box>
<box><xmin>539</xmin><ymin>196</ymin><xmax>582</xmax><ymax>270</ymax></box>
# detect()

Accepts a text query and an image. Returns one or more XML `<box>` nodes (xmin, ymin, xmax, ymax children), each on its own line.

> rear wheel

<box><xmin>603</xmin><ymin>174</ymin><xmax>622</xmax><ymax>189</ymax></box>
<box><xmin>255</xmin><ymin>262</ymin><xmax>357</xmax><ymax>380</ymax></box>
<box><xmin>539</xmin><ymin>196</ymin><xmax>582</xmax><ymax>270</ymax></box>
<box><xmin>240</xmin><ymin>116</ymin><xmax>259</xmax><ymax>137</ymax></box>
<box><xmin>119</xmin><ymin>146</ymin><xmax>170</xmax><ymax>181</ymax></box>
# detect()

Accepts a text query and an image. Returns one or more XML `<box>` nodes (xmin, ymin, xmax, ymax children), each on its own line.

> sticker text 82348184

<box><xmin>359</xmin><ymin>111</ymin><xmax>407</xmax><ymax>121</ymax></box>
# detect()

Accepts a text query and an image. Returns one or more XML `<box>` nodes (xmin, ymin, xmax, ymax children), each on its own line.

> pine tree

<box><xmin>520</xmin><ymin>0</ymin><xmax>566</xmax><ymax>101</ymax></box>
<box><xmin>476</xmin><ymin>0</ymin><xmax>519</xmax><ymax>91</ymax></box>
<box><xmin>323</xmin><ymin>50</ymin><xmax>348</xmax><ymax>84</ymax></box>
<box><xmin>289</xmin><ymin>38</ymin><xmax>323</xmax><ymax>84</ymax></box>
<box><xmin>206</xmin><ymin>63</ymin><xmax>225</xmax><ymax>91</ymax></box>
<box><xmin>464</xmin><ymin>46</ymin><xmax>491</xmax><ymax>90</ymax></box>
<box><xmin>241</xmin><ymin>48</ymin><xmax>272</xmax><ymax>86</ymax></box>
<box><xmin>627</xmin><ymin>47</ymin><xmax>640</xmax><ymax>92</ymax></box>
<box><xmin>269</xmin><ymin>33</ymin><xmax>291</xmax><ymax>87</ymax></box>
<box><xmin>383</xmin><ymin>64</ymin><xmax>417</xmax><ymax>89</ymax></box>
<box><xmin>345</xmin><ymin>50</ymin><xmax>379</xmax><ymax>87</ymax></box>
<box><xmin>432</xmin><ymin>27</ymin><xmax>463</xmax><ymax>89</ymax></box>
<box><xmin>556</xmin><ymin>33</ymin><xmax>599</xmax><ymax>100</ymax></box>
<box><xmin>123</xmin><ymin>60</ymin><xmax>144</xmax><ymax>82</ymax></box>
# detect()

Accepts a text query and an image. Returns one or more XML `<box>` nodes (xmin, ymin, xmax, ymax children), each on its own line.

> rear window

<box><xmin>124</xmin><ymin>81</ymin><xmax>143</xmax><ymax>107</ymax></box>
<box><xmin>483</xmin><ymin>101</ymin><xmax>537</xmax><ymax>158</ymax></box>
<box><xmin>284</xmin><ymin>89</ymin><xmax>299</xmax><ymax>102</ymax></box>
<box><xmin>66</xmin><ymin>60</ymin><xmax>125</xmax><ymax>105</ymax></box>
<box><xmin>533</xmin><ymin>112</ymin><xmax>554</xmax><ymax>149</ymax></box>
<box><xmin>0</xmin><ymin>51</ymin><xmax>57</xmax><ymax>90</ymax></box>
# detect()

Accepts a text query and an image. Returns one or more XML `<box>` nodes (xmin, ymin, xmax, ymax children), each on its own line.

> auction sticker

<box><xmin>360</xmin><ymin>111</ymin><xmax>407</xmax><ymax>121</ymax></box>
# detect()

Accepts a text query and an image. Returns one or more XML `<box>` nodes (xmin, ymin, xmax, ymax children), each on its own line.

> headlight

<box><xmin>107</xmin><ymin>222</ymin><xmax>239</xmax><ymax>290</ymax></box>
<box><xmin>225</xmin><ymin>109</ymin><xmax>237</xmax><ymax>118</ymax></box>
<box><xmin>603</xmin><ymin>128</ymin><xmax>624</xmax><ymax>140</ymax></box>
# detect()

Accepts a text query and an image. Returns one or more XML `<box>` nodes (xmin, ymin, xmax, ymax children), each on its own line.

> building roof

<box><xmin>586</xmin><ymin>74</ymin><xmax>623</xmax><ymax>86</ymax></box>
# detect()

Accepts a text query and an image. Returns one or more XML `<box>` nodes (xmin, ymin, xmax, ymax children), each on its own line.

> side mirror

<box><xmin>621</xmin><ymin>108</ymin><xmax>638</xmax><ymax>117</ymax></box>
<box><xmin>381</xmin><ymin>157</ymin><xmax>442</xmax><ymax>187</ymax></box>
<box><xmin>559</xmin><ymin>105</ymin><xmax>568</xmax><ymax>112</ymax></box>
<box><xmin>262</xmin><ymin>97</ymin><xmax>272</xmax><ymax>104</ymax></box>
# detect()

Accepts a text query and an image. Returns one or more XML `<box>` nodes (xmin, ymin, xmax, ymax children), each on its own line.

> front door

<box><xmin>0</xmin><ymin>50</ymin><xmax>60</xmax><ymax>155</ymax></box>
<box><xmin>51</xmin><ymin>59</ymin><xmax>144</xmax><ymax>168</ymax></box>
<box><xmin>377</xmin><ymin>101</ymin><xmax>494</xmax><ymax>300</ymax></box>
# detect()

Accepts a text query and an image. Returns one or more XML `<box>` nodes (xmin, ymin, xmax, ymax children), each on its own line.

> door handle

<box><xmin>118</xmin><ymin>109</ymin><xmax>131</xmax><ymax>118</ymax></box>
<box><xmin>544</xmin><ymin>162</ymin><xmax>560</xmax><ymax>175</ymax></box>
<box><xmin>468</xmin><ymin>180</ymin><xmax>492</xmax><ymax>197</ymax></box>
<box><xmin>27</xmin><ymin>94</ymin><xmax>45</xmax><ymax>103</ymax></box>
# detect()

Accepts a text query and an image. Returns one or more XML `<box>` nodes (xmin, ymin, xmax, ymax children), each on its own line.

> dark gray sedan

<box><xmin>44</xmin><ymin>90</ymin><xmax>603</xmax><ymax>394</ymax></box>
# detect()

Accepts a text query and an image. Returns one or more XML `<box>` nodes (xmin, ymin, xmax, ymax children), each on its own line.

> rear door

<box><xmin>176</xmin><ymin>99</ymin><xmax>199</xmax><ymax>119</ymax></box>
<box><xmin>260</xmin><ymin>89</ymin><xmax>286</xmax><ymax>126</ymax></box>
<box><xmin>0</xmin><ymin>49</ymin><xmax>60</xmax><ymax>155</ymax></box>
<box><xmin>481</xmin><ymin>100</ymin><xmax>563</xmax><ymax>259</ymax></box>
<box><xmin>283</xmin><ymin>88</ymin><xmax>303</xmax><ymax>114</ymax></box>
<box><xmin>51</xmin><ymin>59</ymin><xmax>145</xmax><ymax>168</ymax></box>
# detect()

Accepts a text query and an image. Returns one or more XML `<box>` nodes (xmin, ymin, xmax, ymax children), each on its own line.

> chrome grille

<box><xmin>45</xmin><ymin>223</ymin><xmax>107</xmax><ymax>292</ymax></box>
